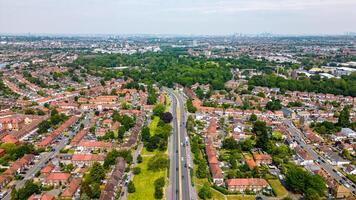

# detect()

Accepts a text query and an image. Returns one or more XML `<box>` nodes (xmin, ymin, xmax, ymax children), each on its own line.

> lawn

<box><xmin>128</xmin><ymin>117</ymin><xmax>167</xmax><ymax>200</ymax></box>
<box><xmin>164</xmin><ymin>94</ymin><xmax>171</xmax><ymax>112</ymax></box>
<box><xmin>149</xmin><ymin>116</ymin><xmax>160</xmax><ymax>135</ymax></box>
<box><xmin>268</xmin><ymin>179</ymin><xmax>288</xmax><ymax>197</ymax></box>
<box><xmin>128</xmin><ymin>150</ymin><xmax>166</xmax><ymax>200</ymax></box>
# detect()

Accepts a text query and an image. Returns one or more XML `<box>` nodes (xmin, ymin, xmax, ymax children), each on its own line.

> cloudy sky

<box><xmin>1</xmin><ymin>0</ymin><xmax>356</xmax><ymax>35</ymax></box>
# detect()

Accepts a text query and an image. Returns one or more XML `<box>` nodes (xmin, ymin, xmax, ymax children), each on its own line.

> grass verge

<box><xmin>268</xmin><ymin>179</ymin><xmax>288</xmax><ymax>197</ymax></box>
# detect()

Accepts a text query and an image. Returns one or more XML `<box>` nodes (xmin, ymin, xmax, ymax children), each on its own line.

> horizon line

<box><xmin>1</xmin><ymin>32</ymin><xmax>356</xmax><ymax>38</ymax></box>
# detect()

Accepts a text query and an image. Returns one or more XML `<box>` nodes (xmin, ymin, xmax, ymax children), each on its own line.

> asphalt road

<box><xmin>3</xmin><ymin>113</ymin><xmax>90</xmax><ymax>200</ymax></box>
<box><xmin>284</xmin><ymin>120</ymin><xmax>356</xmax><ymax>196</ymax></box>
<box><xmin>165</xmin><ymin>88</ymin><xmax>195</xmax><ymax>200</ymax></box>
<box><xmin>166</xmin><ymin>88</ymin><xmax>181</xmax><ymax>200</ymax></box>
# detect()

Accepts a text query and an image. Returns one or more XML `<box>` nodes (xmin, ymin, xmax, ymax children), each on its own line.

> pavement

<box><xmin>284</xmin><ymin>119</ymin><xmax>356</xmax><ymax>196</ymax></box>
<box><xmin>120</xmin><ymin>142</ymin><xmax>143</xmax><ymax>200</ymax></box>
<box><xmin>165</xmin><ymin>87</ymin><xmax>196</xmax><ymax>200</ymax></box>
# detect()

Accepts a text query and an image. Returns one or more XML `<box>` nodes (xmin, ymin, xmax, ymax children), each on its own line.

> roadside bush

<box><xmin>133</xmin><ymin>167</ymin><xmax>141</xmax><ymax>175</ymax></box>
<box><xmin>198</xmin><ymin>184</ymin><xmax>212</xmax><ymax>199</ymax></box>
<box><xmin>128</xmin><ymin>181</ymin><xmax>136</xmax><ymax>193</ymax></box>
<box><xmin>154</xmin><ymin>177</ymin><xmax>165</xmax><ymax>199</ymax></box>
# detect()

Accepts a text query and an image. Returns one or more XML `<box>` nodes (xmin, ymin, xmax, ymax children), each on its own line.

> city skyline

<box><xmin>1</xmin><ymin>0</ymin><xmax>356</xmax><ymax>35</ymax></box>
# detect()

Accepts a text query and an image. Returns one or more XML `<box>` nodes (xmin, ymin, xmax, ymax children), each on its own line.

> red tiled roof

<box><xmin>1</xmin><ymin>134</ymin><xmax>19</xmax><ymax>144</ymax></box>
<box><xmin>61</xmin><ymin>178</ymin><xmax>81</xmax><ymax>198</ymax></box>
<box><xmin>253</xmin><ymin>153</ymin><xmax>272</xmax><ymax>161</ymax></box>
<box><xmin>226</xmin><ymin>178</ymin><xmax>268</xmax><ymax>187</ymax></box>
<box><xmin>77</xmin><ymin>140</ymin><xmax>112</xmax><ymax>149</ymax></box>
<box><xmin>71</xmin><ymin>154</ymin><xmax>105</xmax><ymax>161</ymax></box>
<box><xmin>246</xmin><ymin>159</ymin><xmax>256</xmax><ymax>170</ymax></box>
<box><xmin>40</xmin><ymin>164</ymin><xmax>55</xmax><ymax>174</ymax></box>
<box><xmin>46</xmin><ymin>172</ymin><xmax>70</xmax><ymax>181</ymax></box>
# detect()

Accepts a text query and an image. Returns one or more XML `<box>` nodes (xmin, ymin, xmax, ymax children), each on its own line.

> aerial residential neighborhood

<box><xmin>1</xmin><ymin>0</ymin><xmax>356</xmax><ymax>200</ymax></box>
<box><xmin>0</xmin><ymin>34</ymin><xmax>355</xmax><ymax>200</ymax></box>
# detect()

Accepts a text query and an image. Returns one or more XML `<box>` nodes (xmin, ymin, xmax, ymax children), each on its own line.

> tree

<box><xmin>128</xmin><ymin>181</ymin><xmax>136</xmax><ymax>193</ymax></box>
<box><xmin>285</xmin><ymin>164</ymin><xmax>326</xmax><ymax>198</ymax></box>
<box><xmin>304</xmin><ymin>188</ymin><xmax>321</xmax><ymax>200</ymax></box>
<box><xmin>253</xmin><ymin>120</ymin><xmax>270</xmax><ymax>151</ymax></box>
<box><xmin>153</xmin><ymin>104</ymin><xmax>165</xmax><ymax>116</ymax></box>
<box><xmin>154</xmin><ymin>187</ymin><xmax>163</xmax><ymax>199</ymax></box>
<box><xmin>87</xmin><ymin>162</ymin><xmax>105</xmax><ymax>183</ymax></box>
<box><xmin>118</xmin><ymin>126</ymin><xmax>126</xmax><ymax>141</ymax></box>
<box><xmin>104</xmin><ymin>150</ymin><xmax>119</xmax><ymax>169</ymax></box>
<box><xmin>91</xmin><ymin>182</ymin><xmax>101</xmax><ymax>198</ymax></box>
<box><xmin>154</xmin><ymin>177</ymin><xmax>165</xmax><ymax>199</ymax></box>
<box><xmin>240</xmin><ymin>139</ymin><xmax>254</xmax><ymax>151</ymax></box>
<box><xmin>257</xmin><ymin>91</ymin><xmax>266</xmax><ymax>98</ymax></box>
<box><xmin>137</xmin><ymin>154</ymin><xmax>143</xmax><ymax>163</ymax></box>
<box><xmin>222</xmin><ymin>137</ymin><xmax>239</xmax><ymax>150</ymax></box>
<box><xmin>285</xmin><ymin>166</ymin><xmax>306</xmax><ymax>193</ymax></box>
<box><xmin>160</xmin><ymin>112</ymin><xmax>173</xmax><ymax>123</ymax></box>
<box><xmin>196</xmin><ymin>161</ymin><xmax>208</xmax><ymax>178</ymax></box>
<box><xmin>338</xmin><ymin>107</ymin><xmax>350</xmax><ymax>127</ymax></box>
<box><xmin>154</xmin><ymin>177</ymin><xmax>165</xmax><ymax>188</ymax></box>
<box><xmin>100</xmin><ymin>79</ymin><xmax>105</xmax><ymax>86</ymax></box>
<box><xmin>342</xmin><ymin>149</ymin><xmax>353</xmax><ymax>160</ymax></box>
<box><xmin>266</xmin><ymin>98</ymin><xmax>282</xmax><ymax>111</ymax></box>
<box><xmin>249</xmin><ymin>113</ymin><xmax>257</xmax><ymax>122</ymax></box>
<box><xmin>198</xmin><ymin>184</ymin><xmax>212</xmax><ymax>199</ymax></box>
<box><xmin>187</xmin><ymin>99</ymin><xmax>197</xmax><ymax>113</ymax></box>
<box><xmin>133</xmin><ymin>167</ymin><xmax>141</xmax><ymax>175</ymax></box>
<box><xmin>141</xmin><ymin>126</ymin><xmax>150</xmax><ymax>142</ymax></box>
<box><xmin>11</xmin><ymin>180</ymin><xmax>40</xmax><ymax>200</ymax></box>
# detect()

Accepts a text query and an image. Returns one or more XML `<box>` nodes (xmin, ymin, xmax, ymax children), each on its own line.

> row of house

<box><xmin>99</xmin><ymin>157</ymin><xmax>126</xmax><ymax>200</ymax></box>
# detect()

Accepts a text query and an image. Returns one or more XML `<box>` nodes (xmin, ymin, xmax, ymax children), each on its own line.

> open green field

<box><xmin>128</xmin><ymin>149</ymin><xmax>166</xmax><ymax>200</ymax></box>
<box><xmin>268</xmin><ymin>179</ymin><xmax>288</xmax><ymax>197</ymax></box>
<box><xmin>128</xmin><ymin>116</ymin><xmax>167</xmax><ymax>200</ymax></box>
<box><xmin>149</xmin><ymin>116</ymin><xmax>160</xmax><ymax>135</ymax></box>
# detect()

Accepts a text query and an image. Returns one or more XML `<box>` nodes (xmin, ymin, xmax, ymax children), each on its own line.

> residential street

<box><xmin>284</xmin><ymin>120</ymin><xmax>356</xmax><ymax>195</ymax></box>
<box><xmin>3</xmin><ymin>113</ymin><xmax>91</xmax><ymax>200</ymax></box>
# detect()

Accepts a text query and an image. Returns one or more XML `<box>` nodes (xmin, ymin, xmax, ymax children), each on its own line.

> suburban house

<box><xmin>71</xmin><ymin>154</ymin><xmax>105</xmax><ymax>166</ymax></box>
<box><xmin>294</xmin><ymin>146</ymin><xmax>313</xmax><ymax>166</ymax></box>
<box><xmin>45</xmin><ymin>172</ymin><xmax>71</xmax><ymax>186</ymax></box>
<box><xmin>225</xmin><ymin>178</ymin><xmax>269</xmax><ymax>193</ymax></box>
<box><xmin>61</xmin><ymin>178</ymin><xmax>81</xmax><ymax>199</ymax></box>
<box><xmin>99</xmin><ymin>157</ymin><xmax>126</xmax><ymax>200</ymax></box>
<box><xmin>253</xmin><ymin>153</ymin><xmax>272</xmax><ymax>166</ymax></box>
<box><xmin>205</xmin><ymin>142</ymin><xmax>224</xmax><ymax>186</ymax></box>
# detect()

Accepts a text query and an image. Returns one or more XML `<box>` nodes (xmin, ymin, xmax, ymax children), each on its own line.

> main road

<box><xmin>165</xmin><ymin>87</ymin><xmax>196</xmax><ymax>200</ymax></box>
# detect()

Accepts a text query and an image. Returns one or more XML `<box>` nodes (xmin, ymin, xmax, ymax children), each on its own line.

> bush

<box><xmin>133</xmin><ymin>167</ymin><xmax>141</xmax><ymax>175</ymax></box>
<box><xmin>154</xmin><ymin>177</ymin><xmax>165</xmax><ymax>188</ymax></box>
<box><xmin>137</xmin><ymin>154</ymin><xmax>143</xmax><ymax>163</ymax></box>
<box><xmin>154</xmin><ymin>187</ymin><xmax>163</xmax><ymax>199</ymax></box>
<box><xmin>154</xmin><ymin>177</ymin><xmax>165</xmax><ymax>199</ymax></box>
<box><xmin>198</xmin><ymin>184</ymin><xmax>212</xmax><ymax>199</ymax></box>
<box><xmin>128</xmin><ymin>181</ymin><xmax>136</xmax><ymax>193</ymax></box>
<box><xmin>160</xmin><ymin>112</ymin><xmax>173</xmax><ymax>123</ymax></box>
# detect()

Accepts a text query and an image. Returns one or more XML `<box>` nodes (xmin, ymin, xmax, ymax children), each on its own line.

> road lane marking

<box><xmin>172</xmin><ymin>90</ymin><xmax>183</xmax><ymax>200</ymax></box>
